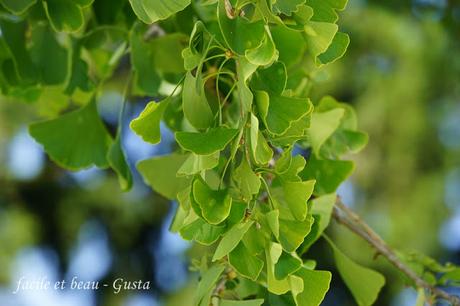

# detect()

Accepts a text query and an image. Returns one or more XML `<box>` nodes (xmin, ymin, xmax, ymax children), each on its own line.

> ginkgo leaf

<box><xmin>130</xmin><ymin>98</ymin><xmax>170</xmax><ymax>144</ymax></box>
<box><xmin>213</xmin><ymin>221</ymin><xmax>254</xmax><ymax>261</ymax></box>
<box><xmin>229</xmin><ymin>242</ymin><xmax>264</xmax><ymax>281</ymax></box>
<box><xmin>193</xmin><ymin>178</ymin><xmax>232</xmax><ymax>224</ymax></box>
<box><xmin>300</xmin><ymin>157</ymin><xmax>354</xmax><ymax>195</ymax></box>
<box><xmin>295</xmin><ymin>268</ymin><xmax>332</xmax><ymax>306</ymax></box>
<box><xmin>279</xmin><ymin>216</ymin><xmax>313</xmax><ymax>252</ymax></box>
<box><xmin>137</xmin><ymin>153</ymin><xmax>191</xmax><ymax>200</ymax></box>
<box><xmin>251</xmin><ymin>61</ymin><xmax>287</xmax><ymax>95</ymax></box>
<box><xmin>265</xmin><ymin>210</ymin><xmax>280</xmax><ymax>239</ymax></box>
<box><xmin>30</xmin><ymin>25</ymin><xmax>69</xmax><ymax>86</ymax></box>
<box><xmin>0</xmin><ymin>0</ymin><xmax>36</xmax><ymax>14</ymax></box>
<box><xmin>43</xmin><ymin>0</ymin><xmax>84</xmax><ymax>32</ymax></box>
<box><xmin>217</xmin><ymin>0</ymin><xmax>265</xmax><ymax>55</ymax></box>
<box><xmin>29</xmin><ymin>99</ymin><xmax>112</xmax><ymax>170</ymax></box>
<box><xmin>180</xmin><ymin>218</ymin><xmax>226</xmax><ymax>245</ymax></box>
<box><xmin>326</xmin><ymin>237</ymin><xmax>385</xmax><ymax>306</ymax></box>
<box><xmin>300</xmin><ymin>193</ymin><xmax>336</xmax><ymax>251</ymax></box>
<box><xmin>176</xmin><ymin>127</ymin><xmax>239</xmax><ymax>155</ymax></box>
<box><xmin>256</xmin><ymin>91</ymin><xmax>313</xmax><ymax>136</ymax></box>
<box><xmin>304</xmin><ymin>21</ymin><xmax>338</xmax><ymax>58</ymax></box>
<box><xmin>281</xmin><ymin>180</ymin><xmax>316</xmax><ymax>221</ymax></box>
<box><xmin>182</xmin><ymin>71</ymin><xmax>214</xmax><ymax>129</ymax></box>
<box><xmin>317</xmin><ymin>32</ymin><xmax>350</xmax><ymax>65</ymax></box>
<box><xmin>129</xmin><ymin>0</ymin><xmax>191</xmax><ymax>24</ymax></box>
<box><xmin>107</xmin><ymin>136</ymin><xmax>133</xmax><ymax>191</ymax></box>
<box><xmin>275</xmin><ymin>251</ymin><xmax>302</xmax><ymax>280</ymax></box>
<box><xmin>308</xmin><ymin>108</ymin><xmax>344</xmax><ymax>156</ymax></box>
<box><xmin>245</xmin><ymin>29</ymin><xmax>278</xmax><ymax>66</ymax></box>
<box><xmin>177</xmin><ymin>152</ymin><xmax>220</xmax><ymax>176</ymax></box>
<box><xmin>233</xmin><ymin>158</ymin><xmax>261</xmax><ymax>200</ymax></box>
<box><xmin>273</xmin><ymin>0</ymin><xmax>306</xmax><ymax>16</ymax></box>
<box><xmin>220</xmin><ymin>299</ymin><xmax>264</xmax><ymax>306</ymax></box>
<box><xmin>195</xmin><ymin>265</ymin><xmax>226</xmax><ymax>306</ymax></box>
<box><xmin>306</xmin><ymin>0</ymin><xmax>348</xmax><ymax>23</ymax></box>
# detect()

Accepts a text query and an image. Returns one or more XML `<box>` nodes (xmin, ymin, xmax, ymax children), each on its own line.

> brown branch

<box><xmin>332</xmin><ymin>197</ymin><xmax>460</xmax><ymax>306</ymax></box>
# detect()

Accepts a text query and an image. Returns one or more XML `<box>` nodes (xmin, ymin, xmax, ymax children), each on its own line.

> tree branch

<box><xmin>332</xmin><ymin>197</ymin><xmax>460</xmax><ymax>306</ymax></box>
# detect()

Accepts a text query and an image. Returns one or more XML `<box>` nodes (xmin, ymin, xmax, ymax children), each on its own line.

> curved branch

<box><xmin>332</xmin><ymin>197</ymin><xmax>460</xmax><ymax>306</ymax></box>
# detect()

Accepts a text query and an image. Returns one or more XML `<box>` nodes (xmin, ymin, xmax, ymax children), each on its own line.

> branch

<box><xmin>332</xmin><ymin>197</ymin><xmax>460</xmax><ymax>306</ymax></box>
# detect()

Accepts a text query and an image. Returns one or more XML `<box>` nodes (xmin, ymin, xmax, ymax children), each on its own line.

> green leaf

<box><xmin>30</xmin><ymin>25</ymin><xmax>69</xmax><ymax>86</ymax></box>
<box><xmin>248</xmin><ymin>114</ymin><xmax>273</xmax><ymax>166</ymax></box>
<box><xmin>281</xmin><ymin>180</ymin><xmax>315</xmax><ymax>221</ymax></box>
<box><xmin>317</xmin><ymin>32</ymin><xmax>350</xmax><ymax>65</ymax></box>
<box><xmin>307</xmin><ymin>108</ymin><xmax>344</xmax><ymax>156</ymax></box>
<box><xmin>176</xmin><ymin>127</ymin><xmax>239</xmax><ymax>155</ymax></box>
<box><xmin>130</xmin><ymin>98</ymin><xmax>170</xmax><ymax>144</ymax></box>
<box><xmin>0</xmin><ymin>19</ymin><xmax>38</xmax><ymax>84</ymax></box>
<box><xmin>195</xmin><ymin>264</ymin><xmax>226</xmax><ymax>305</ymax></box>
<box><xmin>0</xmin><ymin>0</ymin><xmax>36</xmax><ymax>14</ymax></box>
<box><xmin>29</xmin><ymin>99</ymin><xmax>112</xmax><ymax>170</ymax></box>
<box><xmin>229</xmin><ymin>241</ymin><xmax>264</xmax><ymax>280</ymax></box>
<box><xmin>266</xmin><ymin>242</ymin><xmax>304</xmax><ymax>295</ymax></box>
<box><xmin>130</xmin><ymin>23</ymin><xmax>161</xmax><ymax>96</ymax></box>
<box><xmin>193</xmin><ymin>178</ymin><xmax>232</xmax><ymax>224</ymax></box>
<box><xmin>245</xmin><ymin>29</ymin><xmax>278</xmax><ymax>66</ymax></box>
<box><xmin>217</xmin><ymin>0</ymin><xmax>265</xmax><ymax>55</ymax></box>
<box><xmin>129</xmin><ymin>0</ymin><xmax>191</xmax><ymax>24</ymax></box>
<box><xmin>275</xmin><ymin>251</ymin><xmax>302</xmax><ymax>280</ymax></box>
<box><xmin>182</xmin><ymin>71</ymin><xmax>214</xmax><ymax>129</ymax></box>
<box><xmin>306</xmin><ymin>0</ymin><xmax>348</xmax><ymax>23</ymax></box>
<box><xmin>256</xmin><ymin>91</ymin><xmax>313</xmax><ymax>135</ymax></box>
<box><xmin>137</xmin><ymin>153</ymin><xmax>191</xmax><ymax>200</ymax></box>
<box><xmin>300</xmin><ymin>157</ymin><xmax>354</xmax><ymax>194</ymax></box>
<box><xmin>326</xmin><ymin>237</ymin><xmax>385</xmax><ymax>306</ymax></box>
<box><xmin>271</xmin><ymin>26</ymin><xmax>306</xmax><ymax>68</ymax></box>
<box><xmin>300</xmin><ymin>193</ymin><xmax>336</xmax><ymax>251</ymax></box>
<box><xmin>107</xmin><ymin>136</ymin><xmax>133</xmax><ymax>191</ymax></box>
<box><xmin>251</xmin><ymin>61</ymin><xmax>287</xmax><ymax>95</ymax></box>
<box><xmin>43</xmin><ymin>0</ymin><xmax>84</xmax><ymax>32</ymax></box>
<box><xmin>273</xmin><ymin>0</ymin><xmax>306</xmax><ymax>16</ymax></box>
<box><xmin>233</xmin><ymin>158</ymin><xmax>261</xmax><ymax>200</ymax></box>
<box><xmin>213</xmin><ymin>221</ymin><xmax>254</xmax><ymax>261</ymax></box>
<box><xmin>177</xmin><ymin>152</ymin><xmax>220</xmax><ymax>176</ymax></box>
<box><xmin>295</xmin><ymin>268</ymin><xmax>332</xmax><ymax>306</ymax></box>
<box><xmin>220</xmin><ymin>299</ymin><xmax>264</xmax><ymax>306</ymax></box>
<box><xmin>180</xmin><ymin>218</ymin><xmax>226</xmax><ymax>245</ymax></box>
<box><xmin>304</xmin><ymin>21</ymin><xmax>338</xmax><ymax>58</ymax></box>
<box><xmin>279</xmin><ymin>216</ymin><xmax>313</xmax><ymax>252</ymax></box>
<box><xmin>265</xmin><ymin>210</ymin><xmax>280</xmax><ymax>239</ymax></box>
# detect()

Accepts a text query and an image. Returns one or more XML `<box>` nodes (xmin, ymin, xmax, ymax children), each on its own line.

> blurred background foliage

<box><xmin>0</xmin><ymin>0</ymin><xmax>459</xmax><ymax>305</ymax></box>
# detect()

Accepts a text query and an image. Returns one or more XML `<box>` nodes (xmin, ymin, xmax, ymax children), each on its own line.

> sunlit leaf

<box><xmin>213</xmin><ymin>221</ymin><xmax>254</xmax><ymax>261</ymax></box>
<box><xmin>176</xmin><ymin>127</ymin><xmax>239</xmax><ymax>155</ymax></box>
<box><xmin>130</xmin><ymin>98</ymin><xmax>170</xmax><ymax>144</ymax></box>
<box><xmin>326</xmin><ymin>237</ymin><xmax>385</xmax><ymax>306</ymax></box>
<box><xmin>129</xmin><ymin>0</ymin><xmax>191</xmax><ymax>24</ymax></box>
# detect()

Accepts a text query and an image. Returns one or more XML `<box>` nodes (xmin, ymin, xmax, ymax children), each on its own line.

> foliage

<box><xmin>0</xmin><ymin>0</ymin><xmax>458</xmax><ymax>305</ymax></box>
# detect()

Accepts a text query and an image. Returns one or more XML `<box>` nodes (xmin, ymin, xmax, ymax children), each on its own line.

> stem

<box><xmin>332</xmin><ymin>197</ymin><xmax>460</xmax><ymax>306</ymax></box>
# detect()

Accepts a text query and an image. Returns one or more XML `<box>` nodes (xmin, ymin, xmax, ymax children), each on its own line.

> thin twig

<box><xmin>332</xmin><ymin>197</ymin><xmax>460</xmax><ymax>305</ymax></box>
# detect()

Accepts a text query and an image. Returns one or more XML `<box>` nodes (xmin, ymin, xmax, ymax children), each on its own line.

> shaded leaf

<box><xmin>193</xmin><ymin>178</ymin><xmax>233</xmax><ymax>224</ymax></box>
<box><xmin>29</xmin><ymin>99</ymin><xmax>112</xmax><ymax>170</ymax></box>
<box><xmin>182</xmin><ymin>71</ymin><xmax>214</xmax><ymax>129</ymax></box>
<box><xmin>129</xmin><ymin>0</ymin><xmax>191</xmax><ymax>24</ymax></box>
<box><xmin>137</xmin><ymin>153</ymin><xmax>190</xmax><ymax>200</ymax></box>
<box><xmin>107</xmin><ymin>136</ymin><xmax>133</xmax><ymax>191</ymax></box>
<box><xmin>229</xmin><ymin>242</ymin><xmax>264</xmax><ymax>281</ymax></box>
